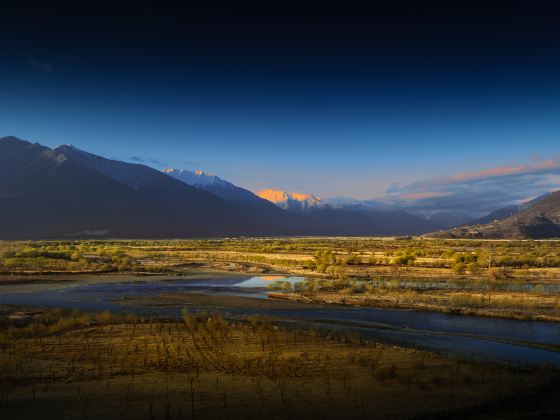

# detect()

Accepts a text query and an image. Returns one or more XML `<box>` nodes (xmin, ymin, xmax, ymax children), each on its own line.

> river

<box><xmin>1</xmin><ymin>273</ymin><xmax>559</xmax><ymax>367</ymax></box>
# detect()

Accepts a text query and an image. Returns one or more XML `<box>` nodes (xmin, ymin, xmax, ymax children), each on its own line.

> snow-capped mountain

<box><xmin>257</xmin><ymin>191</ymin><xmax>403</xmax><ymax>213</ymax></box>
<box><xmin>163</xmin><ymin>169</ymin><xmax>233</xmax><ymax>189</ymax></box>
<box><xmin>164</xmin><ymin>168</ymin><xmax>279</xmax><ymax>208</ymax></box>
<box><xmin>256</xmin><ymin>188</ymin><xmax>444</xmax><ymax>234</ymax></box>
<box><xmin>256</xmin><ymin>189</ymin><xmax>322</xmax><ymax>212</ymax></box>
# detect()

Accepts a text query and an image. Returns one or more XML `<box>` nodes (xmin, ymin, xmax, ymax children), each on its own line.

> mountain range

<box><xmin>255</xmin><ymin>189</ymin><xmax>466</xmax><ymax>234</ymax></box>
<box><xmin>1</xmin><ymin>136</ymin><xmax>559</xmax><ymax>239</ymax></box>
<box><xmin>0</xmin><ymin>137</ymin><xmax>309</xmax><ymax>238</ymax></box>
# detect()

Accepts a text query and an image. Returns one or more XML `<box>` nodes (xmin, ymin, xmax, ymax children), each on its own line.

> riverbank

<box><xmin>270</xmin><ymin>290</ymin><xmax>560</xmax><ymax>323</ymax></box>
<box><xmin>0</xmin><ymin>269</ymin><xmax>253</xmax><ymax>294</ymax></box>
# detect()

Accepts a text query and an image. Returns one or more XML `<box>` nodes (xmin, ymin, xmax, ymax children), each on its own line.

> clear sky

<box><xmin>2</xmin><ymin>1</ymin><xmax>560</xmax><ymax>215</ymax></box>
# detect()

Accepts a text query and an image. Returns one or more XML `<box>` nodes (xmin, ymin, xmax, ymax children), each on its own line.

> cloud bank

<box><xmin>386</xmin><ymin>158</ymin><xmax>560</xmax><ymax>216</ymax></box>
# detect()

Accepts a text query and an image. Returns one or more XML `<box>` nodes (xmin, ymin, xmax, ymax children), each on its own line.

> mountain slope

<box><xmin>427</xmin><ymin>191</ymin><xmax>560</xmax><ymax>239</ymax></box>
<box><xmin>57</xmin><ymin>144</ymin><xmax>321</xmax><ymax>237</ymax></box>
<box><xmin>55</xmin><ymin>145</ymin><xmax>224</xmax><ymax>203</ymax></box>
<box><xmin>0</xmin><ymin>137</ymin><xmax>313</xmax><ymax>238</ymax></box>
<box><xmin>55</xmin><ymin>143</ymin><xmax>261</xmax><ymax>235</ymax></box>
<box><xmin>469</xmin><ymin>193</ymin><xmax>549</xmax><ymax>225</ymax></box>
<box><xmin>0</xmin><ymin>137</ymin><xmax>167</xmax><ymax>238</ymax></box>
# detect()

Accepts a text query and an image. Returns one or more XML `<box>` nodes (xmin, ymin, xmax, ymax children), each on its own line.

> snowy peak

<box><xmin>164</xmin><ymin>168</ymin><xmax>279</xmax><ymax>206</ymax></box>
<box><xmin>257</xmin><ymin>189</ymin><xmax>321</xmax><ymax>212</ymax></box>
<box><xmin>163</xmin><ymin>168</ymin><xmax>233</xmax><ymax>189</ymax></box>
<box><xmin>257</xmin><ymin>189</ymin><xmax>321</xmax><ymax>205</ymax></box>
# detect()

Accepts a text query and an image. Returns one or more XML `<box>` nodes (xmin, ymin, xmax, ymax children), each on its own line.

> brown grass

<box><xmin>0</xmin><ymin>309</ymin><xmax>549</xmax><ymax>419</ymax></box>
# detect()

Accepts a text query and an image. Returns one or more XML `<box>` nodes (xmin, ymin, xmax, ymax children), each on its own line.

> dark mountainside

<box><xmin>427</xmin><ymin>190</ymin><xmax>560</xmax><ymax>239</ymax></box>
<box><xmin>469</xmin><ymin>194</ymin><xmax>548</xmax><ymax>226</ymax></box>
<box><xmin>55</xmin><ymin>144</ymin><xmax>306</xmax><ymax>235</ymax></box>
<box><xmin>0</xmin><ymin>137</ymin><xmax>312</xmax><ymax>238</ymax></box>
<box><xmin>0</xmin><ymin>137</ymin><xmax>158</xmax><ymax>238</ymax></box>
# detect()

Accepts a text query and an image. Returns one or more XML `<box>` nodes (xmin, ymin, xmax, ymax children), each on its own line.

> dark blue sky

<box><xmin>2</xmin><ymin>1</ymin><xmax>560</xmax><ymax>214</ymax></box>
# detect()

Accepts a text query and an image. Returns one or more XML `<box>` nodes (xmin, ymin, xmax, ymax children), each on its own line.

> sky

<box><xmin>1</xmin><ymin>1</ymin><xmax>560</xmax><ymax>216</ymax></box>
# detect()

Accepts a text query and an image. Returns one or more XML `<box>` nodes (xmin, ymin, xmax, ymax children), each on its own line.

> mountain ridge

<box><xmin>0</xmin><ymin>137</ymin><xmax>314</xmax><ymax>238</ymax></box>
<box><xmin>468</xmin><ymin>193</ymin><xmax>549</xmax><ymax>226</ymax></box>
<box><xmin>163</xmin><ymin>168</ymin><xmax>279</xmax><ymax>209</ymax></box>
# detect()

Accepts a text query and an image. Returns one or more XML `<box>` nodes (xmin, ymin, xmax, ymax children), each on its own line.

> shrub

<box><xmin>393</xmin><ymin>253</ymin><xmax>416</xmax><ymax>266</ymax></box>
<box><xmin>344</xmin><ymin>254</ymin><xmax>362</xmax><ymax>265</ymax></box>
<box><xmin>452</xmin><ymin>262</ymin><xmax>466</xmax><ymax>275</ymax></box>
<box><xmin>488</xmin><ymin>267</ymin><xmax>511</xmax><ymax>280</ymax></box>
<box><xmin>466</xmin><ymin>262</ymin><xmax>479</xmax><ymax>275</ymax></box>
<box><xmin>281</xmin><ymin>281</ymin><xmax>293</xmax><ymax>291</ymax></box>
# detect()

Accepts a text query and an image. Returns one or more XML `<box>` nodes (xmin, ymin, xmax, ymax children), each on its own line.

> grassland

<box><xmin>0</xmin><ymin>307</ymin><xmax>556</xmax><ymax>419</ymax></box>
<box><xmin>1</xmin><ymin>238</ymin><xmax>560</xmax><ymax>321</ymax></box>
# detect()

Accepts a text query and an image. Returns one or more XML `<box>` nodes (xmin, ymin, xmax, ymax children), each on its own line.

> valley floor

<box><xmin>0</xmin><ymin>307</ymin><xmax>555</xmax><ymax>420</ymax></box>
<box><xmin>1</xmin><ymin>237</ymin><xmax>560</xmax><ymax>322</ymax></box>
